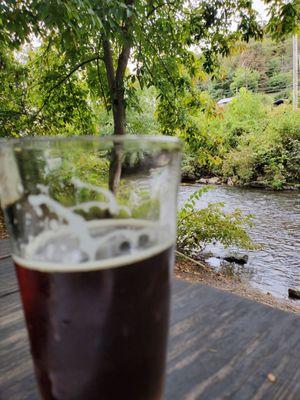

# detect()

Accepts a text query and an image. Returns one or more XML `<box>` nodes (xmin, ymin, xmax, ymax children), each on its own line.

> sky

<box><xmin>253</xmin><ymin>0</ymin><xmax>268</xmax><ymax>20</ymax></box>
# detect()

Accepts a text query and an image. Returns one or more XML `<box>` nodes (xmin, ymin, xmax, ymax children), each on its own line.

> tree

<box><xmin>0</xmin><ymin>44</ymin><xmax>29</xmax><ymax>137</ymax></box>
<box><xmin>201</xmin><ymin>36</ymin><xmax>295</xmax><ymax>100</ymax></box>
<box><xmin>0</xmin><ymin>0</ymin><xmax>265</xmax><ymax>136</ymax></box>
<box><xmin>0</xmin><ymin>0</ymin><xmax>264</xmax><ymax>192</ymax></box>
<box><xmin>230</xmin><ymin>67</ymin><xmax>260</xmax><ymax>93</ymax></box>
<box><xmin>267</xmin><ymin>72</ymin><xmax>292</xmax><ymax>92</ymax></box>
<box><xmin>28</xmin><ymin>46</ymin><xmax>96</xmax><ymax>136</ymax></box>
<box><xmin>265</xmin><ymin>0</ymin><xmax>300</xmax><ymax>40</ymax></box>
<box><xmin>1</xmin><ymin>0</ymin><xmax>298</xmax><ymax>136</ymax></box>
<box><xmin>0</xmin><ymin>0</ymin><xmax>298</xmax><ymax>191</ymax></box>
<box><xmin>0</xmin><ymin>43</ymin><xmax>96</xmax><ymax>137</ymax></box>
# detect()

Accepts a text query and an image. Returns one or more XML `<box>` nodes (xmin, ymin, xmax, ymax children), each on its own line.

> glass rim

<box><xmin>0</xmin><ymin>134</ymin><xmax>182</xmax><ymax>149</ymax></box>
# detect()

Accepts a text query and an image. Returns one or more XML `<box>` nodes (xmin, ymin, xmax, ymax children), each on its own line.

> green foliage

<box><xmin>181</xmin><ymin>88</ymin><xmax>300</xmax><ymax>188</ymax></box>
<box><xmin>266</xmin><ymin>58</ymin><xmax>281</xmax><ymax>78</ymax></box>
<box><xmin>131</xmin><ymin>198</ymin><xmax>160</xmax><ymax>220</ymax></box>
<box><xmin>266</xmin><ymin>0</ymin><xmax>300</xmax><ymax>39</ymax></box>
<box><xmin>0</xmin><ymin>2</ymin><xmax>298</xmax><ymax>191</ymax></box>
<box><xmin>0</xmin><ymin>45</ymin><xmax>29</xmax><ymax>137</ymax></box>
<box><xmin>267</xmin><ymin>72</ymin><xmax>292</xmax><ymax>92</ymax></box>
<box><xmin>126</xmin><ymin>87</ymin><xmax>159</xmax><ymax>135</ymax></box>
<box><xmin>207</xmin><ymin>70</ymin><xmax>234</xmax><ymax>100</ymax></box>
<box><xmin>179</xmin><ymin>89</ymin><xmax>269</xmax><ymax>178</ymax></box>
<box><xmin>46</xmin><ymin>148</ymin><xmax>110</xmax><ymax>206</ymax></box>
<box><xmin>0</xmin><ymin>45</ymin><xmax>96</xmax><ymax>137</ymax></box>
<box><xmin>256</xmin><ymin>106</ymin><xmax>300</xmax><ymax>186</ymax></box>
<box><xmin>0</xmin><ymin>1</ymin><xmax>297</xmax><ymax>138</ymax></box>
<box><xmin>177</xmin><ymin>187</ymin><xmax>255</xmax><ymax>255</ymax></box>
<box><xmin>181</xmin><ymin>153</ymin><xmax>200</xmax><ymax>181</ymax></box>
<box><xmin>220</xmin><ymin>98</ymin><xmax>300</xmax><ymax>188</ymax></box>
<box><xmin>0</xmin><ymin>0</ymin><xmax>281</xmax><ymax>137</ymax></box>
<box><xmin>230</xmin><ymin>67</ymin><xmax>260</xmax><ymax>93</ymax></box>
<box><xmin>214</xmin><ymin>90</ymin><xmax>272</xmax><ymax>158</ymax></box>
<box><xmin>96</xmin><ymin>86</ymin><xmax>159</xmax><ymax>135</ymax></box>
<box><xmin>202</xmin><ymin>37</ymin><xmax>294</xmax><ymax>100</ymax></box>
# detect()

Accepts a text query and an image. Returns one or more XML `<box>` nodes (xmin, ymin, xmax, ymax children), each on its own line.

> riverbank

<box><xmin>182</xmin><ymin>176</ymin><xmax>300</xmax><ymax>191</ymax></box>
<box><xmin>179</xmin><ymin>184</ymin><xmax>300</xmax><ymax>300</ymax></box>
<box><xmin>175</xmin><ymin>255</ymin><xmax>300</xmax><ymax>314</ymax></box>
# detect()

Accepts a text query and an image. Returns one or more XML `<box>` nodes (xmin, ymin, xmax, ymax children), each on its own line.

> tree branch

<box><xmin>175</xmin><ymin>250</ymin><xmax>207</xmax><ymax>269</ymax></box>
<box><xmin>115</xmin><ymin>0</ymin><xmax>135</xmax><ymax>87</ymax></box>
<box><xmin>115</xmin><ymin>44</ymin><xmax>131</xmax><ymax>87</ymax></box>
<box><xmin>31</xmin><ymin>55</ymin><xmax>103</xmax><ymax>121</ymax></box>
<box><xmin>96</xmin><ymin>57</ymin><xmax>109</xmax><ymax>112</ymax></box>
<box><xmin>103</xmin><ymin>0</ymin><xmax>135</xmax><ymax>136</ymax></box>
<box><xmin>148</xmin><ymin>40</ymin><xmax>177</xmax><ymax>87</ymax></box>
<box><xmin>147</xmin><ymin>1</ymin><xmax>176</xmax><ymax>18</ymax></box>
<box><xmin>133</xmin><ymin>38</ymin><xmax>175</xmax><ymax>109</ymax></box>
<box><xmin>102</xmin><ymin>39</ymin><xmax>115</xmax><ymax>96</ymax></box>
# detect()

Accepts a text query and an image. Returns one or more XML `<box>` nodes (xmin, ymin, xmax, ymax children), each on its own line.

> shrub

<box><xmin>267</xmin><ymin>72</ymin><xmax>292</xmax><ymax>92</ymax></box>
<box><xmin>215</xmin><ymin>92</ymin><xmax>300</xmax><ymax>188</ymax></box>
<box><xmin>177</xmin><ymin>187</ymin><xmax>255</xmax><ymax>256</ymax></box>
<box><xmin>230</xmin><ymin>68</ymin><xmax>260</xmax><ymax>93</ymax></box>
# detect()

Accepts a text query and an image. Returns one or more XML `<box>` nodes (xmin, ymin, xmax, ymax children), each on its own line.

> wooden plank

<box><xmin>172</xmin><ymin>277</ymin><xmax>191</xmax><ymax>294</ymax></box>
<box><xmin>1</xmin><ymin>255</ymin><xmax>300</xmax><ymax>399</ymax></box>
<box><xmin>0</xmin><ymin>239</ymin><xmax>11</xmax><ymax>260</ymax></box>
<box><xmin>166</xmin><ymin>284</ymin><xmax>300</xmax><ymax>400</ymax></box>
<box><xmin>0</xmin><ymin>257</ymin><xmax>18</xmax><ymax>298</ymax></box>
<box><xmin>0</xmin><ymin>292</ymin><xmax>38</xmax><ymax>400</ymax></box>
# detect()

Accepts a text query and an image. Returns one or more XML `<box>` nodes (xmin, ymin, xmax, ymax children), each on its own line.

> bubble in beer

<box><xmin>119</xmin><ymin>241</ymin><xmax>131</xmax><ymax>253</ymax></box>
<box><xmin>138</xmin><ymin>234</ymin><xmax>150</xmax><ymax>248</ymax></box>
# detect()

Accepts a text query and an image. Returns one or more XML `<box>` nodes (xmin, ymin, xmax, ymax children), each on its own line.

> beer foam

<box><xmin>26</xmin><ymin>178</ymin><xmax>135</xmax><ymax>262</ymax></box>
<box><xmin>13</xmin><ymin>177</ymin><xmax>174</xmax><ymax>272</ymax></box>
<box><xmin>13</xmin><ymin>219</ymin><xmax>174</xmax><ymax>273</ymax></box>
<box><xmin>71</xmin><ymin>178</ymin><xmax>131</xmax><ymax>216</ymax></box>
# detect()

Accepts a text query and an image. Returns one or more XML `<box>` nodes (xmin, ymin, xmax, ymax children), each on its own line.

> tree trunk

<box><xmin>109</xmin><ymin>88</ymin><xmax>126</xmax><ymax>193</ymax></box>
<box><xmin>102</xmin><ymin>0</ymin><xmax>134</xmax><ymax>193</ymax></box>
<box><xmin>112</xmin><ymin>88</ymin><xmax>126</xmax><ymax>136</ymax></box>
<box><xmin>109</xmin><ymin>141</ymin><xmax>123</xmax><ymax>194</ymax></box>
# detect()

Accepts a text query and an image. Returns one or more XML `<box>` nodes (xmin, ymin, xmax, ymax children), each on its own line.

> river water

<box><xmin>179</xmin><ymin>184</ymin><xmax>300</xmax><ymax>300</ymax></box>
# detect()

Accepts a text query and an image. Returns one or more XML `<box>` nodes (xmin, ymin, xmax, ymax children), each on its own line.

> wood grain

<box><xmin>166</xmin><ymin>283</ymin><xmax>300</xmax><ymax>400</ymax></box>
<box><xmin>1</xmin><ymin>248</ymin><xmax>300</xmax><ymax>399</ymax></box>
<box><xmin>0</xmin><ymin>257</ymin><xmax>18</xmax><ymax>298</ymax></box>
<box><xmin>0</xmin><ymin>239</ymin><xmax>10</xmax><ymax>260</ymax></box>
<box><xmin>0</xmin><ymin>292</ymin><xmax>39</xmax><ymax>400</ymax></box>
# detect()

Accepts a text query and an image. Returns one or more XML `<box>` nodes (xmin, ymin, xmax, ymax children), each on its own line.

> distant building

<box><xmin>216</xmin><ymin>97</ymin><xmax>233</xmax><ymax>106</ymax></box>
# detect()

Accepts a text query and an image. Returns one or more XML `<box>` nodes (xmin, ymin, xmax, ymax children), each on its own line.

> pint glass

<box><xmin>0</xmin><ymin>136</ymin><xmax>181</xmax><ymax>400</ymax></box>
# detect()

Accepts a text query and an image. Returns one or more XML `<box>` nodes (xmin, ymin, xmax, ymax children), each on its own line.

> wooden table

<box><xmin>1</xmin><ymin>238</ymin><xmax>300</xmax><ymax>400</ymax></box>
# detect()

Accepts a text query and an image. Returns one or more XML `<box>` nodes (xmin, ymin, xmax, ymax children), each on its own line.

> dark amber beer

<box><xmin>14</xmin><ymin>222</ymin><xmax>174</xmax><ymax>400</ymax></box>
<box><xmin>0</xmin><ymin>135</ymin><xmax>181</xmax><ymax>400</ymax></box>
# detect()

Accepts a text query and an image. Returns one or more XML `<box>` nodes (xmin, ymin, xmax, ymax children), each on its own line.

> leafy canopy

<box><xmin>0</xmin><ymin>0</ymin><xmax>265</xmax><ymax>135</ymax></box>
<box><xmin>0</xmin><ymin>0</ymin><xmax>298</xmax><ymax>136</ymax></box>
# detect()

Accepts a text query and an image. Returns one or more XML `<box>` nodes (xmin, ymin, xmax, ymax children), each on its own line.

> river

<box><xmin>179</xmin><ymin>184</ymin><xmax>300</xmax><ymax>300</ymax></box>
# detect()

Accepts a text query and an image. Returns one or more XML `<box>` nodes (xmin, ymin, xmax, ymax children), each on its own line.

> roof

<box><xmin>217</xmin><ymin>97</ymin><xmax>233</xmax><ymax>105</ymax></box>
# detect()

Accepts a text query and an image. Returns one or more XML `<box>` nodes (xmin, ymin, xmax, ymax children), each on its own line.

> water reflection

<box><xmin>179</xmin><ymin>185</ymin><xmax>300</xmax><ymax>299</ymax></box>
